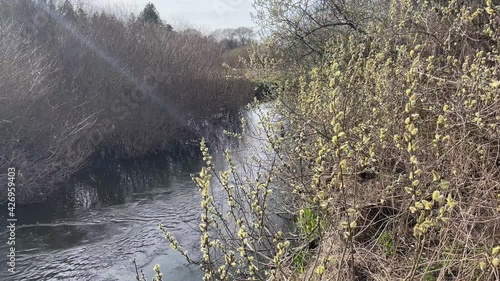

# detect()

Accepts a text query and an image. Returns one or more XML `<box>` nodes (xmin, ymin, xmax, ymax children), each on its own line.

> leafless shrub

<box><xmin>0</xmin><ymin>1</ymin><xmax>255</xmax><ymax>203</ymax></box>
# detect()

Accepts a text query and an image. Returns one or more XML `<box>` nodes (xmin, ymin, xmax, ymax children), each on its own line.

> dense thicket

<box><xmin>158</xmin><ymin>0</ymin><xmax>500</xmax><ymax>280</ymax></box>
<box><xmin>258</xmin><ymin>0</ymin><xmax>500</xmax><ymax>279</ymax></box>
<box><xmin>0</xmin><ymin>0</ymin><xmax>254</xmax><ymax>203</ymax></box>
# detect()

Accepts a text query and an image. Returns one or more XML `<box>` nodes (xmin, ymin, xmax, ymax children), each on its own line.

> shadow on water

<box><xmin>0</xmin><ymin>150</ymin><xmax>207</xmax><ymax>281</ymax></box>
<box><xmin>68</xmin><ymin>151</ymin><xmax>205</xmax><ymax>208</ymax></box>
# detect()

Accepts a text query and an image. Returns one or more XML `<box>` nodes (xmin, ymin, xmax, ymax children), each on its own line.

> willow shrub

<box><xmin>157</xmin><ymin>104</ymin><xmax>297</xmax><ymax>281</ymax></box>
<box><xmin>262</xmin><ymin>0</ymin><xmax>500</xmax><ymax>280</ymax></box>
<box><xmin>155</xmin><ymin>1</ymin><xmax>499</xmax><ymax>280</ymax></box>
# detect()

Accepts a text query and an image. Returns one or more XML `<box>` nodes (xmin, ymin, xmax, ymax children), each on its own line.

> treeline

<box><xmin>0</xmin><ymin>0</ymin><xmax>255</xmax><ymax>203</ymax></box>
<box><xmin>210</xmin><ymin>27</ymin><xmax>256</xmax><ymax>68</ymax></box>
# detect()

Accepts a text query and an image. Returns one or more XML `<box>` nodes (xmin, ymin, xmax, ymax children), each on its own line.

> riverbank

<box><xmin>250</xmin><ymin>1</ymin><xmax>500</xmax><ymax>280</ymax></box>
<box><xmin>0</xmin><ymin>1</ymin><xmax>255</xmax><ymax>204</ymax></box>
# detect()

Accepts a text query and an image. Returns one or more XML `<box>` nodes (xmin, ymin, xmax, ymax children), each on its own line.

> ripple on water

<box><xmin>0</xmin><ymin>175</ymin><xmax>206</xmax><ymax>281</ymax></box>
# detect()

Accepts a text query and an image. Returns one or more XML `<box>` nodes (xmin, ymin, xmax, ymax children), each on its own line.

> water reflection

<box><xmin>68</xmin><ymin>154</ymin><xmax>202</xmax><ymax>208</ymax></box>
<box><xmin>0</xmin><ymin>153</ymin><xmax>205</xmax><ymax>281</ymax></box>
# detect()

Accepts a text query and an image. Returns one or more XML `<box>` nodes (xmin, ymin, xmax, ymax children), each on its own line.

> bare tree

<box><xmin>211</xmin><ymin>27</ymin><xmax>255</xmax><ymax>49</ymax></box>
<box><xmin>253</xmin><ymin>0</ymin><xmax>391</xmax><ymax>59</ymax></box>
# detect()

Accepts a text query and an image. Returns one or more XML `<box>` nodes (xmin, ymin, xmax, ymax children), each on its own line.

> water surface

<box><xmin>0</xmin><ymin>105</ymin><xmax>282</xmax><ymax>281</ymax></box>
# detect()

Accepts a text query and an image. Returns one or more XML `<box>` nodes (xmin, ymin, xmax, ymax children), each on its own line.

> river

<box><xmin>0</xmin><ymin>104</ymin><xmax>284</xmax><ymax>281</ymax></box>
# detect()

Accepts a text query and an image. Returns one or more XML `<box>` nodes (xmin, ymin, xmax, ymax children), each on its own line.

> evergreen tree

<box><xmin>139</xmin><ymin>3</ymin><xmax>161</xmax><ymax>24</ymax></box>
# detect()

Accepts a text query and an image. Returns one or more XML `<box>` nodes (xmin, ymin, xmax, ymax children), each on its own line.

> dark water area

<box><xmin>0</xmin><ymin>153</ymin><xmax>205</xmax><ymax>281</ymax></box>
<box><xmin>0</xmin><ymin>104</ymin><xmax>288</xmax><ymax>281</ymax></box>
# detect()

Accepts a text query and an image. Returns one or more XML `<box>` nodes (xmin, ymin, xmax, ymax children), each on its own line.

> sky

<box><xmin>94</xmin><ymin>0</ymin><xmax>255</xmax><ymax>31</ymax></box>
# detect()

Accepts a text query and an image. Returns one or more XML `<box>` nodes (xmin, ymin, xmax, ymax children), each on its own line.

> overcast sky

<box><xmin>92</xmin><ymin>0</ymin><xmax>255</xmax><ymax>31</ymax></box>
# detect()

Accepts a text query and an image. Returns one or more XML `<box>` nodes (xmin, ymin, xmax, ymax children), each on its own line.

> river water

<box><xmin>0</xmin><ymin>105</ymin><xmax>284</xmax><ymax>281</ymax></box>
